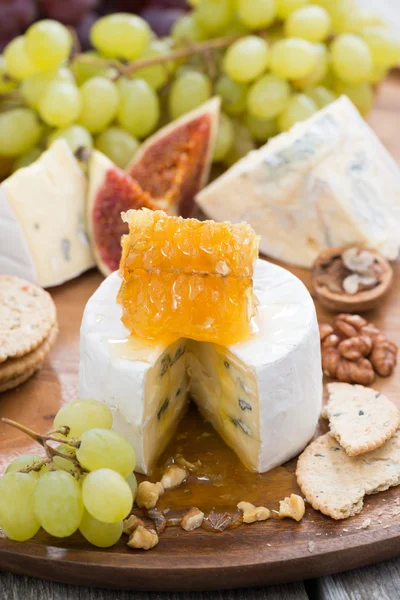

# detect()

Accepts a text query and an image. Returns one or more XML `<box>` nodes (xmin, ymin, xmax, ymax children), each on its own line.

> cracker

<box><xmin>0</xmin><ymin>366</ymin><xmax>40</xmax><ymax>393</ymax></box>
<box><xmin>0</xmin><ymin>276</ymin><xmax>57</xmax><ymax>363</ymax></box>
<box><xmin>326</xmin><ymin>383</ymin><xmax>400</xmax><ymax>457</ymax></box>
<box><xmin>0</xmin><ymin>324</ymin><xmax>58</xmax><ymax>383</ymax></box>
<box><xmin>296</xmin><ymin>431</ymin><xmax>400</xmax><ymax>519</ymax></box>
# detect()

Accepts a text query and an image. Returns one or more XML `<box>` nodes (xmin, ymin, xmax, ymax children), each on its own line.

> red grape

<box><xmin>40</xmin><ymin>0</ymin><xmax>98</xmax><ymax>26</ymax></box>
<box><xmin>140</xmin><ymin>7</ymin><xmax>185</xmax><ymax>36</ymax></box>
<box><xmin>0</xmin><ymin>0</ymin><xmax>37</xmax><ymax>40</ymax></box>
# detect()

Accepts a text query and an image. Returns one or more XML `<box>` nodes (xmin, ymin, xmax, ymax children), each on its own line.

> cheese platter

<box><xmin>0</xmin><ymin>74</ymin><xmax>399</xmax><ymax>591</ymax></box>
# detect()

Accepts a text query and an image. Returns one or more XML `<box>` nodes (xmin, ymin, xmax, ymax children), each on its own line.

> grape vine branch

<box><xmin>76</xmin><ymin>33</ymin><xmax>245</xmax><ymax>76</ymax></box>
<box><xmin>1</xmin><ymin>417</ymin><xmax>84</xmax><ymax>474</ymax></box>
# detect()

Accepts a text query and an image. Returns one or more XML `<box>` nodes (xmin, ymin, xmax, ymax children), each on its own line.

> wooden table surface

<box><xmin>1</xmin><ymin>74</ymin><xmax>400</xmax><ymax>599</ymax></box>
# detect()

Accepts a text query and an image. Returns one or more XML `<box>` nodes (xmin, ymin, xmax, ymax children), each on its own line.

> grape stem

<box><xmin>1</xmin><ymin>417</ymin><xmax>85</xmax><ymax>474</ymax></box>
<box><xmin>76</xmin><ymin>34</ymin><xmax>243</xmax><ymax>77</ymax></box>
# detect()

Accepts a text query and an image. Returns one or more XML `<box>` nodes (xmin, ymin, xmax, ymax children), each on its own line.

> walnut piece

<box><xmin>147</xmin><ymin>508</ymin><xmax>167</xmax><ymax>534</ymax></box>
<box><xmin>180</xmin><ymin>507</ymin><xmax>205</xmax><ymax>531</ymax></box>
<box><xmin>160</xmin><ymin>465</ymin><xmax>188</xmax><ymax>490</ymax></box>
<box><xmin>136</xmin><ymin>481</ymin><xmax>164</xmax><ymax>509</ymax></box>
<box><xmin>278</xmin><ymin>494</ymin><xmax>305</xmax><ymax>522</ymax></box>
<box><xmin>237</xmin><ymin>501</ymin><xmax>271</xmax><ymax>524</ymax></box>
<box><xmin>127</xmin><ymin>525</ymin><xmax>159</xmax><ymax>550</ymax></box>
<box><xmin>370</xmin><ymin>334</ymin><xmax>398</xmax><ymax>377</ymax></box>
<box><xmin>319</xmin><ymin>314</ymin><xmax>397</xmax><ymax>384</ymax></box>
<box><xmin>123</xmin><ymin>514</ymin><xmax>145</xmax><ymax>535</ymax></box>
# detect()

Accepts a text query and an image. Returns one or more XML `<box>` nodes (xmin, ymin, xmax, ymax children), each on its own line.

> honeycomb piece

<box><xmin>118</xmin><ymin>209</ymin><xmax>259</xmax><ymax>345</ymax></box>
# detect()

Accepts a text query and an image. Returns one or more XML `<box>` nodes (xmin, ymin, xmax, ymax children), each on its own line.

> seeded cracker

<box><xmin>0</xmin><ymin>276</ymin><xmax>57</xmax><ymax>363</ymax></box>
<box><xmin>326</xmin><ymin>383</ymin><xmax>400</xmax><ymax>457</ymax></box>
<box><xmin>0</xmin><ymin>367</ymin><xmax>39</xmax><ymax>393</ymax></box>
<box><xmin>0</xmin><ymin>324</ymin><xmax>58</xmax><ymax>383</ymax></box>
<box><xmin>296</xmin><ymin>431</ymin><xmax>400</xmax><ymax>519</ymax></box>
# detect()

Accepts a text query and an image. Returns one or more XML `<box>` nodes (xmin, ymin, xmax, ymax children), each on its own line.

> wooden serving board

<box><xmin>1</xmin><ymin>75</ymin><xmax>400</xmax><ymax>592</ymax></box>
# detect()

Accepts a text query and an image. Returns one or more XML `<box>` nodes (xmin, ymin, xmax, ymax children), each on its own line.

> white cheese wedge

<box><xmin>0</xmin><ymin>140</ymin><xmax>94</xmax><ymax>287</ymax></box>
<box><xmin>79</xmin><ymin>259</ymin><xmax>322</xmax><ymax>474</ymax></box>
<box><xmin>196</xmin><ymin>96</ymin><xmax>400</xmax><ymax>268</ymax></box>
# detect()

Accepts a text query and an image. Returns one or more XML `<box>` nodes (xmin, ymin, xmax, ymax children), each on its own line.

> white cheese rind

<box><xmin>0</xmin><ymin>140</ymin><xmax>94</xmax><ymax>287</ymax></box>
<box><xmin>79</xmin><ymin>260</ymin><xmax>322</xmax><ymax>474</ymax></box>
<box><xmin>196</xmin><ymin>97</ymin><xmax>400</xmax><ymax>268</ymax></box>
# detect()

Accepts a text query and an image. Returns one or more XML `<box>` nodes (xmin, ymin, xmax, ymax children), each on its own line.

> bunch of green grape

<box><xmin>0</xmin><ymin>399</ymin><xmax>138</xmax><ymax>548</ymax></box>
<box><xmin>0</xmin><ymin>1</ymin><xmax>399</xmax><ymax>176</ymax></box>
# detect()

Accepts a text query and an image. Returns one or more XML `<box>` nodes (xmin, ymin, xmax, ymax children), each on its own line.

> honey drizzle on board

<box><xmin>136</xmin><ymin>404</ymin><xmax>300</xmax><ymax>517</ymax></box>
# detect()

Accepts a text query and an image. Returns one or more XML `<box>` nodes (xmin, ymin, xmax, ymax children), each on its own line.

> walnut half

<box><xmin>127</xmin><ymin>525</ymin><xmax>159</xmax><ymax>550</ymax></box>
<box><xmin>136</xmin><ymin>481</ymin><xmax>164</xmax><ymax>509</ymax></box>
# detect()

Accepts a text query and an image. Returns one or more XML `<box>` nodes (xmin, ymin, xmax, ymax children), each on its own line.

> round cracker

<box><xmin>0</xmin><ymin>276</ymin><xmax>57</xmax><ymax>363</ymax></box>
<box><xmin>0</xmin><ymin>366</ymin><xmax>40</xmax><ymax>393</ymax></box>
<box><xmin>0</xmin><ymin>324</ymin><xmax>58</xmax><ymax>383</ymax></box>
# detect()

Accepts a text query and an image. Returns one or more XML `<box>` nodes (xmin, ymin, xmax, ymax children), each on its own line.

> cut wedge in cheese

<box><xmin>196</xmin><ymin>96</ymin><xmax>400</xmax><ymax>269</ymax></box>
<box><xmin>79</xmin><ymin>259</ymin><xmax>322</xmax><ymax>474</ymax></box>
<box><xmin>0</xmin><ymin>140</ymin><xmax>94</xmax><ymax>288</ymax></box>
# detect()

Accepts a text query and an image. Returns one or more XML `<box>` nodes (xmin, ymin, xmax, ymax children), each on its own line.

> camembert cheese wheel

<box><xmin>79</xmin><ymin>259</ymin><xmax>322</xmax><ymax>474</ymax></box>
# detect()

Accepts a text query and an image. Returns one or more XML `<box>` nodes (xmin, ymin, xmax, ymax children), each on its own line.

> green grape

<box><xmin>0</xmin><ymin>109</ymin><xmax>43</xmax><ymax>157</ymax></box>
<box><xmin>361</xmin><ymin>27</ymin><xmax>400</xmax><ymax>69</ymax></box>
<box><xmin>38</xmin><ymin>80</ymin><xmax>81</xmax><ymax>128</ymax></box>
<box><xmin>12</xmin><ymin>147</ymin><xmax>42</xmax><ymax>172</ymax></box>
<box><xmin>277</xmin><ymin>93</ymin><xmax>318</xmax><ymax>131</ymax></box>
<box><xmin>223</xmin><ymin>122</ymin><xmax>255</xmax><ymax>166</ymax></box>
<box><xmin>305</xmin><ymin>85</ymin><xmax>337</xmax><ymax>108</ymax></box>
<box><xmin>21</xmin><ymin>68</ymin><xmax>73</xmax><ymax>109</ymax></box>
<box><xmin>0</xmin><ymin>56</ymin><xmax>17</xmax><ymax>94</ymax></box>
<box><xmin>54</xmin><ymin>399</ymin><xmax>113</xmax><ymax>439</ymax></box>
<box><xmin>244</xmin><ymin>113</ymin><xmax>278</xmax><ymax>142</ymax></box>
<box><xmin>76</xmin><ymin>428</ymin><xmax>136</xmax><ymax>477</ymax></box>
<box><xmin>335</xmin><ymin>81</ymin><xmax>374</xmax><ymax>117</ymax></box>
<box><xmin>237</xmin><ymin>0</ymin><xmax>276</xmax><ymax>29</ymax></box>
<box><xmin>117</xmin><ymin>78</ymin><xmax>160</xmax><ymax>138</ymax></box>
<box><xmin>82</xmin><ymin>469</ymin><xmax>133</xmax><ymax>523</ymax></box>
<box><xmin>270</xmin><ymin>38</ymin><xmax>317</xmax><ymax>80</ymax></box>
<box><xmin>34</xmin><ymin>470</ymin><xmax>83</xmax><ymax>537</ymax></box>
<box><xmin>293</xmin><ymin>42</ymin><xmax>328</xmax><ymax>89</ymax></box>
<box><xmin>91</xmin><ymin>13</ymin><xmax>151</xmax><ymax>60</ymax></box>
<box><xmin>95</xmin><ymin>127</ymin><xmax>139</xmax><ymax>169</ymax></box>
<box><xmin>168</xmin><ymin>70</ymin><xmax>211</xmax><ymax>120</ymax></box>
<box><xmin>213</xmin><ymin>113</ymin><xmax>234</xmax><ymax>162</ymax></box>
<box><xmin>247</xmin><ymin>74</ymin><xmax>290</xmax><ymax>120</ymax></box>
<box><xmin>340</xmin><ymin>8</ymin><xmax>386</xmax><ymax>34</ymax></box>
<box><xmin>215</xmin><ymin>75</ymin><xmax>248</xmax><ymax>116</ymax></box>
<box><xmin>223</xmin><ymin>36</ymin><xmax>269</xmax><ymax>83</ymax></box>
<box><xmin>171</xmin><ymin>14</ymin><xmax>206</xmax><ymax>44</ymax></box>
<box><xmin>6</xmin><ymin>454</ymin><xmax>44</xmax><ymax>478</ymax></box>
<box><xmin>314</xmin><ymin>0</ymin><xmax>358</xmax><ymax>33</ymax></box>
<box><xmin>285</xmin><ymin>5</ymin><xmax>331</xmax><ymax>42</ymax></box>
<box><xmin>78</xmin><ymin>77</ymin><xmax>119</xmax><ymax>134</ymax></box>
<box><xmin>221</xmin><ymin>15</ymin><xmax>249</xmax><ymax>36</ymax></box>
<box><xmin>51</xmin><ymin>445</ymin><xmax>80</xmax><ymax>478</ymax></box>
<box><xmin>134</xmin><ymin>40</ymin><xmax>173</xmax><ymax>91</ymax></box>
<box><xmin>48</xmin><ymin>125</ymin><xmax>93</xmax><ymax>153</ymax></box>
<box><xmin>330</xmin><ymin>34</ymin><xmax>373</xmax><ymax>84</ymax></box>
<box><xmin>276</xmin><ymin>0</ymin><xmax>309</xmax><ymax>19</ymax></box>
<box><xmin>367</xmin><ymin>64</ymin><xmax>388</xmax><ymax>85</ymax></box>
<box><xmin>71</xmin><ymin>52</ymin><xmax>116</xmax><ymax>86</ymax></box>
<box><xmin>4</xmin><ymin>36</ymin><xmax>38</xmax><ymax>81</ymax></box>
<box><xmin>196</xmin><ymin>0</ymin><xmax>234</xmax><ymax>35</ymax></box>
<box><xmin>0</xmin><ymin>473</ymin><xmax>41</xmax><ymax>541</ymax></box>
<box><xmin>25</xmin><ymin>20</ymin><xmax>72</xmax><ymax>71</ymax></box>
<box><xmin>79</xmin><ymin>509</ymin><xmax>123</xmax><ymax>548</ymax></box>
<box><xmin>125</xmin><ymin>473</ymin><xmax>138</xmax><ymax>502</ymax></box>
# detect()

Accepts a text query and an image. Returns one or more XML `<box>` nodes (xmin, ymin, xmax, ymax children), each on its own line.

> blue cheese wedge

<box><xmin>0</xmin><ymin>140</ymin><xmax>94</xmax><ymax>287</ymax></box>
<box><xmin>79</xmin><ymin>259</ymin><xmax>322</xmax><ymax>474</ymax></box>
<box><xmin>196</xmin><ymin>96</ymin><xmax>400</xmax><ymax>268</ymax></box>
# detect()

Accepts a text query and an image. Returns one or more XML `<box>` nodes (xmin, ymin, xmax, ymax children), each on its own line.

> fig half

<box><xmin>126</xmin><ymin>97</ymin><xmax>220</xmax><ymax>217</ymax></box>
<box><xmin>87</xmin><ymin>98</ymin><xmax>220</xmax><ymax>276</ymax></box>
